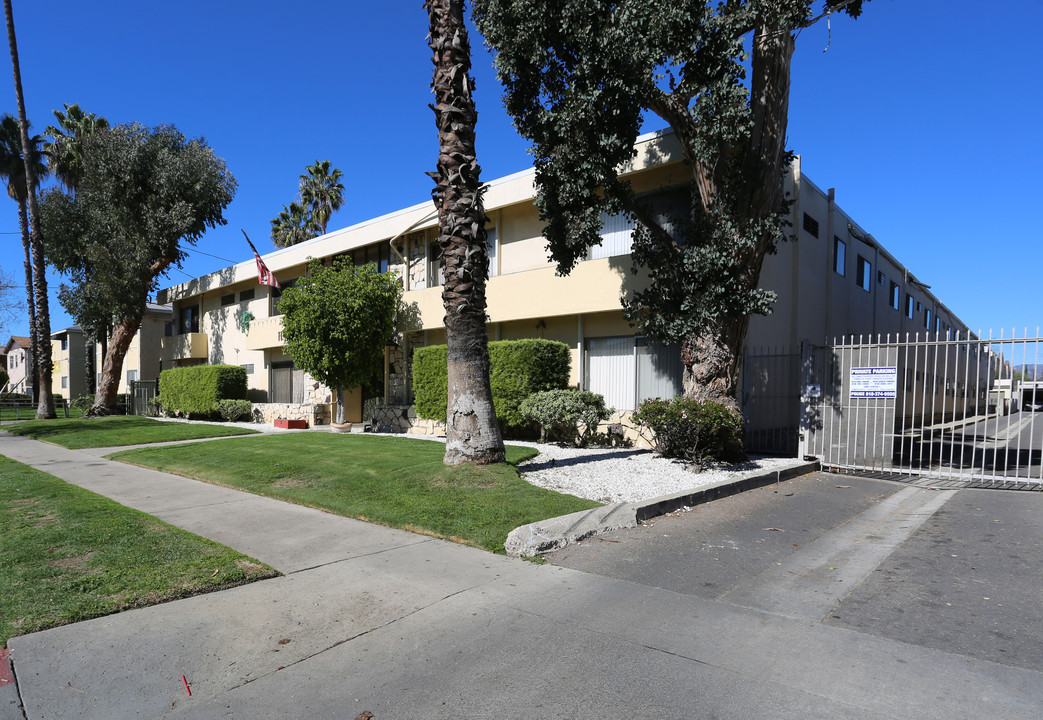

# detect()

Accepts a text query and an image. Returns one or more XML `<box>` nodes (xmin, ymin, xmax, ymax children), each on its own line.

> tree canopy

<box><xmin>474</xmin><ymin>0</ymin><xmax>868</xmax><ymax>404</ymax></box>
<box><xmin>40</xmin><ymin>122</ymin><xmax>236</xmax><ymax>412</ymax></box>
<box><xmin>278</xmin><ymin>257</ymin><xmax>402</xmax><ymax>424</ymax></box>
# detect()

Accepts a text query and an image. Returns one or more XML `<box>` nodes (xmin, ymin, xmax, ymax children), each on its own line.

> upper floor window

<box><xmin>350</xmin><ymin>241</ymin><xmax>390</xmax><ymax>274</ymax></box>
<box><xmin>905</xmin><ymin>294</ymin><xmax>915</xmax><ymax>319</ymax></box>
<box><xmin>270</xmin><ymin>279</ymin><xmax>296</xmax><ymax>316</ymax></box>
<box><xmin>890</xmin><ymin>281</ymin><xmax>900</xmax><ymax>310</ymax></box>
<box><xmin>486</xmin><ymin>226</ymin><xmax>498</xmax><ymax>278</ymax></box>
<box><xmin>180</xmin><ymin>305</ymin><xmax>199</xmax><ymax>334</ymax></box>
<box><xmin>856</xmin><ymin>256</ymin><xmax>871</xmax><ymax>292</ymax></box>
<box><xmin>833</xmin><ymin>237</ymin><xmax>846</xmax><ymax>276</ymax></box>
<box><xmin>924</xmin><ymin>308</ymin><xmax>932</xmax><ymax>329</ymax></box>
<box><xmin>239</xmin><ymin>288</ymin><xmax>255</xmax><ymax>302</ymax></box>
<box><xmin>428</xmin><ymin>241</ymin><xmax>444</xmax><ymax>288</ymax></box>
<box><xmin>221</xmin><ymin>293</ymin><xmax>235</xmax><ymax>306</ymax></box>
<box><xmin>61</xmin><ymin>337</ymin><xmax>68</xmax><ymax>351</ymax></box>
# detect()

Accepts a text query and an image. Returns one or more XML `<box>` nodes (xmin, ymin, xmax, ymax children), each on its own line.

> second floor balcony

<box><xmin>244</xmin><ymin>316</ymin><xmax>284</xmax><ymax>350</ymax></box>
<box><xmin>161</xmin><ymin>333</ymin><xmax>208</xmax><ymax>363</ymax></box>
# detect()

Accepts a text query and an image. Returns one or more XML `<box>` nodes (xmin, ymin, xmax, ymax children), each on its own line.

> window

<box><xmin>221</xmin><ymin>293</ymin><xmax>235</xmax><ymax>306</ymax></box>
<box><xmin>856</xmin><ymin>256</ymin><xmax>871</xmax><ymax>292</ymax></box>
<box><xmin>61</xmin><ymin>337</ymin><xmax>68</xmax><ymax>351</ymax></box>
<box><xmin>890</xmin><ymin>281</ymin><xmax>900</xmax><ymax>310</ymax></box>
<box><xmin>935</xmin><ymin>317</ymin><xmax>942</xmax><ymax>333</ymax></box>
<box><xmin>802</xmin><ymin>213</ymin><xmax>820</xmax><ymax>238</ymax></box>
<box><xmin>241</xmin><ymin>363</ymin><xmax>254</xmax><ymax>374</ymax></box>
<box><xmin>584</xmin><ymin>336</ymin><xmax>682</xmax><ymax>411</ymax></box>
<box><xmin>61</xmin><ymin>376</ymin><xmax>68</xmax><ymax>389</ymax></box>
<box><xmin>833</xmin><ymin>237</ymin><xmax>846</xmax><ymax>276</ymax></box>
<box><xmin>486</xmin><ymin>225</ymin><xmax>498</xmax><ymax>278</ymax></box>
<box><xmin>180</xmin><ymin>305</ymin><xmax>199</xmax><ymax>334</ymax></box>
<box><xmin>427</xmin><ymin>241</ymin><xmax>444</xmax><ymax>288</ymax></box>
<box><xmin>924</xmin><ymin>308</ymin><xmax>931</xmax><ymax>329</ymax></box>
<box><xmin>126</xmin><ymin>369</ymin><xmax>138</xmax><ymax>385</ymax></box>
<box><xmin>350</xmin><ymin>241</ymin><xmax>391</xmax><ymax>273</ymax></box>
<box><xmin>239</xmin><ymin>288</ymin><xmax>255</xmax><ymax>302</ymax></box>
<box><xmin>878</xmin><ymin>270</ymin><xmax>886</xmax><ymax>286</ymax></box>
<box><xmin>271</xmin><ymin>279</ymin><xmax>296</xmax><ymax>316</ymax></box>
<box><xmin>906</xmin><ymin>294</ymin><xmax>915</xmax><ymax>319</ymax></box>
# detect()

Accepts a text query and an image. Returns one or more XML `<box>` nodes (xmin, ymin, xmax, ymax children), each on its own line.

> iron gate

<box><xmin>801</xmin><ymin>331</ymin><xmax>1043</xmax><ymax>487</ymax></box>
<box><xmin>130</xmin><ymin>380</ymin><xmax>159</xmax><ymax>416</ymax></box>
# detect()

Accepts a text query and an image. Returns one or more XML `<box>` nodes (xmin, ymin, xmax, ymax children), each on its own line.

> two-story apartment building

<box><xmin>157</xmin><ymin>129</ymin><xmax>971</xmax><ymax>441</ymax></box>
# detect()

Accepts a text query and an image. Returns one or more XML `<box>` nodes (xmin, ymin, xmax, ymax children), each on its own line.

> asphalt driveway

<box><xmin>548</xmin><ymin>472</ymin><xmax>1043</xmax><ymax>674</ymax></box>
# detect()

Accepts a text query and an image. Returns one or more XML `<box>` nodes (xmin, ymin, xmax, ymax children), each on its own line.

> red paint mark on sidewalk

<box><xmin>0</xmin><ymin>648</ymin><xmax>14</xmax><ymax>686</ymax></box>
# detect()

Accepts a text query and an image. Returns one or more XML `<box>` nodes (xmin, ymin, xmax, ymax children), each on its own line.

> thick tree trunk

<box><xmin>335</xmin><ymin>385</ymin><xmax>345</xmax><ymax>425</ymax></box>
<box><xmin>90</xmin><ymin>316</ymin><xmax>141</xmax><ymax>415</ymax></box>
<box><xmin>427</xmin><ymin>0</ymin><xmax>505</xmax><ymax>465</ymax></box>
<box><xmin>681</xmin><ymin>317</ymin><xmax>749</xmax><ymax>412</ymax></box>
<box><xmin>5</xmin><ymin>0</ymin><xmax>54</xmax><ymax>418</ymax></box>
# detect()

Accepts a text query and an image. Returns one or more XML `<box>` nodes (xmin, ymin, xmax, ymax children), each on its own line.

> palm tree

<box><xmin>426</xmin><ymin>0</ymin><xmax>504</xmax><ymax>465</ymax></box>
<box><xmin>0</xmin><ymin>113</ymin><xmax>47</xmax><ymax>402</ymax></box>
<box><xmin>269</xmin><ymin>200</ymin><xmax>320</xmax><ymax>248</ymax></box>
<box><xmin>44</xmin><ymin>102</ymin><xmax>109</xmax><ymax>193</ymax></box>
<box><xmin>4</xmin><ymin>0</ymin><xmax>55</xmax><ymax>418</ymax></box>
<box><xmin>299</xmin><ymin>159</ymin><xmax>345</xmax><ymax>235</ymax></box>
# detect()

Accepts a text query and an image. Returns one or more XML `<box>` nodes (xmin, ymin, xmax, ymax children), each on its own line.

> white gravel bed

<box><xmin>145</xmin><ymin>418</ymin><xmax>806</xmax><ymax>504</ymax></box>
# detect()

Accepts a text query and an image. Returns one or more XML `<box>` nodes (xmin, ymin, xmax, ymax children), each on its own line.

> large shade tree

<box><xmin>40</xmin><ymin>123</ymin><xmax>237</xmax><ymax>415</ymax></box>
<box><xmin>426</xmin><ymin>0</ymin><xmax>505</xmax><ymax>465</ymax></box>
<box><xmin>474</xmin><ymin>0</ymin><xmax>869</xmax><ymax>408</ymax></box>
<box><xmin>278</xmin><ymin>257</ymin><xmax>402</xmax><ymax>425</ymax></box>
<box><xmin>0</xmin><ymin>113</ymin><xmax>45</xmax><ymax>400</ymax></box>
<box><xmin>4</xmin><ymin>0</ymin><xmax>54</xmax><ymax>418</ymax></box>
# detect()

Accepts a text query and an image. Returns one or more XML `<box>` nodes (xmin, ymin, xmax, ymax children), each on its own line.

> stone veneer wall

<box><xmin>253</xmin><ymin>402</ymin><xmax>329</xmax><ymax>427</ymax></box>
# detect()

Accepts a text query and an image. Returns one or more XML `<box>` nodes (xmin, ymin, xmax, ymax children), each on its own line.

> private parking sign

<box><xmin>850</xmin><ymin>366</ymin><xmax>898</xmax><ymax>399</ymax></box>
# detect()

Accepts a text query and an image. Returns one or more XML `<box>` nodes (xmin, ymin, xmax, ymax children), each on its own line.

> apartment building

<box><xmin>157</xmin><ymin>129</ymin><xmax>970</xmax><ymax>436</ymax></box>
<box><xmin>48</xmin><ymin>304</ymin><xmax>173</xmax><ymax>400</ymax></box>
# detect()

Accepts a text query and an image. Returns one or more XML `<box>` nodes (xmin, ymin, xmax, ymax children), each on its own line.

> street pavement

<box><xmin>3</xmin><ymin>431</ymin><xmax>1043</xmax><ymax>719</ymax></box>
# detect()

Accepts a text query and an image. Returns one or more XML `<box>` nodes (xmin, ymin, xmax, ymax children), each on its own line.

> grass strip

<box><xmin>2</xmin><ymin>415</ymin><xmax>258</xmax><ymax>449</ymax></box>
<box><xmin>0</xmin><ymin>455</ymin><xmax>278</xmax><ymax>647</ymax></box>
<box><xmin>111</xmin><ymin>433</ymin><xmax>601</xmax><ymax>553</ymax></box>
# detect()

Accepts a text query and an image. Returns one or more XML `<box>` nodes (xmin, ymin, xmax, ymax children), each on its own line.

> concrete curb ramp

<box><xmin>505</xmin><ymin>461</ymin><xmax>820</xmax><ymax>557</ymax></box>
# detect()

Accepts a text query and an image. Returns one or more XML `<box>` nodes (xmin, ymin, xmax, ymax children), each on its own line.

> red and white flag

<box><xmin>241</xmin><ymin>230</ymin><xmax>281</xmax><ymax>289</ymax></box>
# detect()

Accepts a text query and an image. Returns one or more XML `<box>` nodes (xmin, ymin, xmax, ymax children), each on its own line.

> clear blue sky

<box><xmin>2</xmin><ymin>0</ymin><xmax>1040</xmax><ymax>342</ymax></box>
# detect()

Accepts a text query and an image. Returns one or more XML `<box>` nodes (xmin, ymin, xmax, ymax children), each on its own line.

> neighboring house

<box><xmin>4</xmin><ymin>335</ymin><xmax>33</xmax><ymax>395</ymax></box>
<box><xmin>157</xmin><ymin>129</ymin><xmax>971</xmax><ymax>437</ymax></box>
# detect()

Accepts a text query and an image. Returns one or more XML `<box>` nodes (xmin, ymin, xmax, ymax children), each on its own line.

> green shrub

<box><xmin>146</xmin><ymin>396</ymin><xmax>164</xmax><ymax>417</ymax></box>
<box><xmin>0</xmin><ymin>368</ymin><xmax>8</xmax><ymax>389</ymax></box>
<box><xmin>632</xmin><ymin>396</ymin><xmax>745</xmax><ymax>465</ymax></box>
<box><xmin>159</xmin><ymin>365</ymin><xmax>248</xmax><ymax>418</ymax></box>
<box><xmin>71</xmin><ymin>394</ymin><xmax>95</xmax><ymax>413</ymax></box>
<box><xmin>217</xmin><ymin>398</ymin><xmax>253</xmax><ymax>422</ymax></box>
<box><xmin>0</xmin><ymin>392</ymin><xmax>30</xmax><ymax>402</ymax></box>
<box><xmin>520</xmin><ymin>389</ymin><xmax>613</xmax><ymax>445</ymax></box>
<box><xmin>412</xmin><ymin>339</ymin><xmax>571</xmax><ymax>434</ymax></box>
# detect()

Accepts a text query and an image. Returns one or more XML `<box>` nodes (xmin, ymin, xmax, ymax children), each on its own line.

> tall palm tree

<box><xmin>4</xmin><ymin>0</ymin><xmax>54</xmax><ymax>418</ymax></box>
<box><xmin>269</xmin><ymin>200</ymin><xmax>320</xmax><ymax>248</ymax></box>
<box><xmin>426</xmin><ymin>0</ymin><xmax>504</xmax><ymax>465</ymax></box>
<box><xmin>299</xmin><ymin>159</ymin><xmax>345</xmax><ymax>235</ymax></box>
<box><xmin>44</xmin><ymin>102</ymin><xmax>109</xmax><ymax>193</ymax></box>
<box><xmin>0</xmin><ymin>113</ymin><xmax>47</xmax><ymax>402</ymax></box>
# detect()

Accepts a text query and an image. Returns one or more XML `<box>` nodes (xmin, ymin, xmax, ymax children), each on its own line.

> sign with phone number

<box><xmin>850</xmin><ymin>366</ymin><xmax>897</xmax><ymax>398</ymax></box>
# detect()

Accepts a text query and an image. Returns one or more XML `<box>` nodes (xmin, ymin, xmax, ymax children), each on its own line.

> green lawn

<box><xmin>2</xmin><ymin>415</ymin><xmax>259</xmax><ymax>449</ymax></box>
<box><xmin>0</xmin><ymin>455</ymin><xmax>278</xmax><ymax>647</ymax></box>
<box><xmin>111</xmin><ymin>434</ymin><xmax>601</xmax><ymax>553</ymax></box>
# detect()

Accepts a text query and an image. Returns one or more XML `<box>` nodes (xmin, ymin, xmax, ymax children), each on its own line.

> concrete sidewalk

<box><xmin>3</xmin><ymin>432</ymin><xmax>1042</xmax><ymax>719</ymax></box>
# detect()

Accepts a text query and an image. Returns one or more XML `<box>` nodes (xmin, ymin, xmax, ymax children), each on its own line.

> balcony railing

<box><xmin>244</xmin><ymin>316</ymin><xmax>285</xmax><ymax>351</ymax></box>
<box><xmin>161</xmin><ymin>333</ymin><xmax>208</xmax><ymax>362</ymax></box>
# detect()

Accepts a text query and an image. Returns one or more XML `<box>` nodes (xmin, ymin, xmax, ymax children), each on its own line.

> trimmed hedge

<box><xmin>159</xmin><ymin>365</ymin><xmax>248</xmax><ymax>418</ymax></box>
<box><xmin>413</xmin><ymin>339</ymin><xmax>571</xmax><ymax>431</ymax></box>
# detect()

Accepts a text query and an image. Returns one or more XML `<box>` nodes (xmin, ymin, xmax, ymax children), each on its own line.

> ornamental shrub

<box><xmin>412</xmin><ymin>339</ymin><xmax>571</xmax><ymax>434</ymax></box>
<box><xmin>217</xmin><ymin>398</ymin><xmax>253</xmax><ymax>422</ymax></box>
<box><xmin>159</xmin><ymin>365</ymin><xmax>248</xmax><ymax>418</ymax></box>
<box><xmin>632</xmin><ymin>396</ymin><xmax>745</xmax><ymax>465</ymax></box>
<box><xmin>72</xmin><ymin>394</ymin><xmax>95</xmax><ymax>413</ymax></box>
<box><xmin>520</xmin><ymin>389</ymin><xmax>613</xmax><ymax>446</ymax></box>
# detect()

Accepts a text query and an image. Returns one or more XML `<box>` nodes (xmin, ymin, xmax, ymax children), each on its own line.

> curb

<box><xmin>504</xmin><ymin>460</ymin><xmax>821</xmax><ymax>557</ymax></box>
<box><xmin>0</xmin><ymin>649</ymin><xmax>23</xmax><ymax>720</ymax></box>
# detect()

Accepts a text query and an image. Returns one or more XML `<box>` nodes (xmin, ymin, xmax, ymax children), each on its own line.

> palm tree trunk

<box><xmin>5</xmin><ymin>0</ymin><xmax>54</xmax><ymax>418</ymax></box>
<box><xmin>16</xmin><ymin>197</ymin><xmax>37</xmax><ymax>401</ymax></box>
<box><xmin>426</xmin><ymin>0</ymin><xmax>505</xmax><ymax>465</ymax></box>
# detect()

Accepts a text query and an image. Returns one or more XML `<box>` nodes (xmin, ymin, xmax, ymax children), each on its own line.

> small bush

<box><xmin>71</xmin><ymin>394</ymin><xmax>95</xmax><ymax>413</ymax></box>
<box><xmin>159</xmin><ymin>365</ymin><xmax>248</xmax><ymax>418</ymax></box>
<box><xmin>520</xmin><ymin>389</ymin><xmax>613</xmax><ymax>446</ymax></box>
<box><xmin>0</xmin><ymin>392</ymin><xmax>30</xmax><ymax>401</ymax></box>
<box><xmin>632</xmin><ymin>396</ymin><xmax>745</xmax><ymax>465</ymax></box>
<box><xmin>146</xmin><ymin>396</ymin><xmax>164</xmax><ymax>417</ymax></box>
<box><xmin>217</xmin><ymin>398</ymin><xmax>253</xmax><ymax>422</ymax></box>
